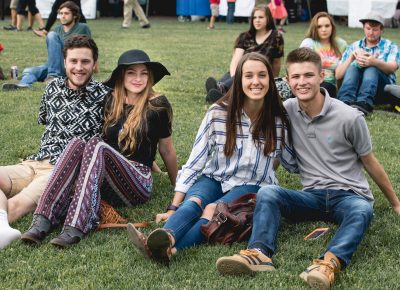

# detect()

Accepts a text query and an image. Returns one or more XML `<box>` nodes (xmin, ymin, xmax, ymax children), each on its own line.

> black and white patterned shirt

<box><xmin>26</xmin><ymin>78</ymin><xmax>110</xmax><ymax>164</ymax></box>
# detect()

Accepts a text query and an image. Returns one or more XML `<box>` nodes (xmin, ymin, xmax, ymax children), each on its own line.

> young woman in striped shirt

<box><xmin>128</xmin><ymin>52</ymin><xmax>298</xmax><ymax>266</ymax></box>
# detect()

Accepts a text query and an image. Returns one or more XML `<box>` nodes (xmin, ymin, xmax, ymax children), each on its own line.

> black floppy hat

<box><xmin>104</xmin><ymin>49</ymin><xmax>170</xmax><ymax>88</ymax></box>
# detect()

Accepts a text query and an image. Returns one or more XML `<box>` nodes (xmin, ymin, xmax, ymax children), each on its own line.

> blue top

<box><xmin>339</xmin><ymin>37</ymin><xmax>399</xmax><ymax>83</ymax></box>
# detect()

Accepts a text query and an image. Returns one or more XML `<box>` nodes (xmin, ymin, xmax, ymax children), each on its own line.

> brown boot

<box><xmin>300</xmin><ymin>251</ymin><xmax>341</xmax><ymax>290</ymax></box>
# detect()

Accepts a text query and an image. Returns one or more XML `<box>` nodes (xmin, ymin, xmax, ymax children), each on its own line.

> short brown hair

<box><xmin>63</xmin><ymin>35</ymin><xmax>99</xmax><ymax>62</ymax></box>
<box><xmin>59</xmin><ymin>1</ymin><xmax>81</xmax><ymax>22</ymax></box>
<box><xmin>285</xmin><ymin>47</ymin><xmax>322</xmax><ymax>73</ymax></box>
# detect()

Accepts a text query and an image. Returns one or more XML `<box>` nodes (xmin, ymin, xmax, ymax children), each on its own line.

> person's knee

<box><xmin>349</xmin><ymin>200</ymin><xmax>374</xmax><ymax>225</ymax></box>
<box><xmin>0</xmin><ymin>171</ymin><xmax>12</xmax><ymax>194</ymax></box>
<box><xmin>188</xmin><ymin>197</ymin><xmax>202</xmax><ymax>209</ymax></box>
<box><xmin>257</xmin><ymin>185</ymin><xmax>281</xmax><ymax>204</ymax></box>
<box><xmin>87</xmin><ymin>136</ymin><xmax>102</xmax><ymax>146</ymax></box>
<box><xmin>46</xmin><ymin>31</ymin><xmax>60</xmax><ymax>43</ymax></box>
<box><xmin>363</xmin><ymin>67</ymin><xmax>380</xmax><ymax>79</ymax></box>
<box><xmin>7</xmin><ymin>195</ymin><xmax>36</xmax><ymax>222</ymax></box>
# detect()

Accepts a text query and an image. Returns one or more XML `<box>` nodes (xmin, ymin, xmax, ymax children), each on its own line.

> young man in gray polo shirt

<box><xmin>216</xmin><ymin>48</ymin><xmax>400</xmax><ymax>289</ymax></box>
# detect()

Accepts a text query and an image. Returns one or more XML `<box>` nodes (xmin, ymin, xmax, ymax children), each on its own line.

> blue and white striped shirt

<box><xmin>175</xmin><ymin>104</ymin><xmax>298</xmax><ymax>194</ymax></box>
<box><xmin>339</xmin><ymin>37</ymin><xmax>399</xmax><ymax>83</ymax></box>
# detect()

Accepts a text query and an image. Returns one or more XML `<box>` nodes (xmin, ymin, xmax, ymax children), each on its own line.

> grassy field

<box><xmin>0</xmin><ymin>17</ymin><xmax>399</xmax><ymax>289</ymax></box>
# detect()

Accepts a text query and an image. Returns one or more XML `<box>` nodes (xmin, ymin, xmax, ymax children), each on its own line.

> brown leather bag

<box><xmin>97</xmin><ymin>200</ymin><xmax>149</xmax><ymax>230</ymax></box>
<box><xmin>201</xmin><ymin>193</ymin><xmax>256</xmax><ymax>245</ymax></box>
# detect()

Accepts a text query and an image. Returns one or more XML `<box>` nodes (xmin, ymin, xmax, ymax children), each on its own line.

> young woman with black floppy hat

<box><xmin>21</xmin><ymin>49</ymin><xmax>178</xmax><ymax>247</ymax></box>
<box><xmin>128</xmin><ymin>52</ymin><xmax>298</xmax><ymax>266</ymax></box>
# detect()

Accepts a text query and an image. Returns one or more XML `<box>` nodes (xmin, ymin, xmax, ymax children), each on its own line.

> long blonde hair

<box><xmin>103</xmin><ymin>65</ymin><xmax>160</xmax><ymax>155</ymax></box>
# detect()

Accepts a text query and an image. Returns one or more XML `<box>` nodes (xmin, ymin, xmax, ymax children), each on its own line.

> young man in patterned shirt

<box><xmin>0</xmin><ymin>35</ymin><xmax>110</xmax><ymax>249</ymax></box>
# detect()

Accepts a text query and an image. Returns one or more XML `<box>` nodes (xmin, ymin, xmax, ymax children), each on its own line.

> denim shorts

<box><xmin>183</xmin><ymin>175</ymin><xmax>260</xmax><ymax>209</ymax></box>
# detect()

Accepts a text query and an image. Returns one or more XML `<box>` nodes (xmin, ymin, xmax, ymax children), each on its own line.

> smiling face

<box><xmin>317</xmin><ymin>16</ymin><xmax>333</xmax><ymax>42</ymax></box>
<box><xmin>124</xmin><ymin>64</ymin><xmax>149</xmax><ymax>98</ymax></box>
<box><xmin>286</xmin><ymin>61</ymin><xmax>324</xmax><ymax>104</ymax></box>
<box><xmin>64</xmin><ymin>47</ymin><xmax>96</xmax><ymax>90</ymax></box>
<box><xmin>252</xmin><ymin>10</ymin><xmax>267</xmax><ymax>32</ymax></box>
<box><xmin>242</xmin><ymin>59</ymin><xmax>269</xmax><ymax>105</ymax></box>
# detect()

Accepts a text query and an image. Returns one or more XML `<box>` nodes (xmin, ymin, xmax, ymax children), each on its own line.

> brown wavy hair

<box><xmin>217</xmin><ymin>52</ymin><xmax>290</xmax><ymax>157</ymax></box>
<box><xmin>305</xmin><ymin>12</ymin><xmax>342</xmax><ymax>58</ymax></box>
<box><xmin>249</xmin><ymin>4</ymin><xmax>276</xmax><ymax>36</ymax></box>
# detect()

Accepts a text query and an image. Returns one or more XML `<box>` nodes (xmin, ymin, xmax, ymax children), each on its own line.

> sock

<box><xmin>175</xmin><ymin>218</ymin><xmax>209</xmax><ymax>250</ymax></box>
<box><xmin>0</xmin><ymin>209</ymin><xmax>21</xmax><ymax>250</ymax></box>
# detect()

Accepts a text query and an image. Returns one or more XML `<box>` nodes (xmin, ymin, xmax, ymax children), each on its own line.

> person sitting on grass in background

<box><xmin>205</xmin><ymin>4</ymin><xmax>284</xmax><ymax>103</ymax></box>
<box><xmin>216</xmin><ymin>48</ymin><xmax>400</xmax><ymax>290</ymax></box>
<box><xmin>33</xmin><ymin>0</ymin><xmax>86</xmax><ymax>37</ymax></box>
<box><xmin>0</xmin><ymin>35</ymin><xmax>110</xmax><ymax>250</ymax></box>
<box><xmin>336</xmin><ymin>11</ymin><xmax>399</xmax><ymax>116</ymax></box>
<box><xmin>208</xmin><ymin>0</ymin><xmax>220</xmax><ymax>29</ymax></box>
<box><xmin>2</xmin><ymin>1</ymin><xmax>91</xmax><ymax>91</ymax></box>
<box><xmin>127</xmin><ymin>52</ymin><xmax>298</xmax><ymax>266</ymax></box>
<box><xmin>21</xmin><ymin>49</ymin><xmax>178</xmax><ymax>248</ymax></box>
<box><xmin>299</xmin><ymin>12</ymin><xmax>347</xmax><ymax>98</ymax></box>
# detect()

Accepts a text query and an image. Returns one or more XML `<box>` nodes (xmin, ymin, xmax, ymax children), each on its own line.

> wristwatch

<box><xmin>166</xmin><ymin>204</ymin><xmax>179</xmax><ymax>212</ymax></box>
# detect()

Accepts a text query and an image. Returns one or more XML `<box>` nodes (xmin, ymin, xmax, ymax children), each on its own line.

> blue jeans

<box><xmin>226</xmin><ymin>2</ymin><xmax>235</xmax><ymax>24</ymax></box>
<box><xmin>248</xmin><ymin>185</ymin><xmax>373</xmax><ymax>268</ymax></box>
<box><xmin>19</xmin><ymin>31</ymin><xmax>65</xmax><ymax>86</ymax></box>
<box><xmin>337</xmin><ymin>65</ymin><xmax>391</xmax><ymax>107</ymax></box>
<box><xmin>164</xmin><ymin>175</ymin><xmax>260</xmax><ymax>250</ymax></box>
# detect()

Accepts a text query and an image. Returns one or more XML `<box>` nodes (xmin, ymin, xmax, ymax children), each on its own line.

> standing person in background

<box><xmin>226</xmin><ymin>0</ymin><xmax>236</xmax><ymax>24</ymax></box>
<box><xmin>122</xmin><ymin>0</ymin><xmax>150</xmax><ymax>29</ymax></box>
<box><xmin>4</xmin><ymin>0</ymin><xmax>36</xmax><ymax>32</ymax></box>
<box><xmin>208</xmin><ymin>0</ymin><xmax>220</xmax><ymax>29</ymax></box>
<box><xmin>268</xmin><ymin>0</ymin><xmax>288</xmax><ymax>33</ymax></box>
<box><xmin>15</xmin><ymin>0</ymin><xmax>45</xmax><ymax>31</ymax></box>
<box><xmin>205</xmin><ymin>5</ymin><xmax>284</xmax><ymax>103</ymax></box>
<box><xmin>300</xmin><ymin>12</ymin><xmax>347</xmax><ymax>98</ymax></box>
<box><xmin>33</xmin><ymin>0</ymin><xmax>86</xmax><ymax>37</ymax></box>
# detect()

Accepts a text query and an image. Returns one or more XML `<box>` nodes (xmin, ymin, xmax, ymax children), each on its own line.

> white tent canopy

<box><xmin>327</xmin><ymin>0</ymin><xmax>398</xmax><ymax>27</ymax></box>
<box><xmin>219</xmin><ymin>0</ymin><xmax>255</xmax><ymax>17</ymax></box>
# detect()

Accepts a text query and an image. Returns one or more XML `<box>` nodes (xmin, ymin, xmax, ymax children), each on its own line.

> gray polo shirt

<box><xmin>284</xmin><ymin>90</ymin><xmax>374</xmax><ymax>202</ymax></box>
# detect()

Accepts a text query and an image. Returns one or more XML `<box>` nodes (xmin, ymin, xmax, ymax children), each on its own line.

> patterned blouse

<box><xmin>26</xmin><ymin>78</ymin><xmax>110</xmax><ymax>164</ymax></box>
<box><xmin>175</xmin><ymin>104</ymin><xmax>298</xmax><ymax>194</ymax></box>
<box><xmin>234</xmin><ymin>30</ymin><xmax>284</xmax><ymax>66</ymax></box>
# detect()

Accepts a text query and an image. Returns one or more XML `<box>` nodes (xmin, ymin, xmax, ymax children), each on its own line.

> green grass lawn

<box><xmin>0</xmin><ymin>17</ymin><xmax>399</xmax><ymax>289</ymax></box>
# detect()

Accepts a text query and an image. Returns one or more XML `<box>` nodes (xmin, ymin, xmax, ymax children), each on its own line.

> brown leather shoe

<box><xmin>21</xmin><ymin>214</ymin><xmax>52</xmax><ymax>245</ymax></box>
<box><xmin>50</xmin><ymin>226</ymin><xmax>83</xmax><ymax>248</ymax></box>
<box><xmin>146</xmin><ymin>228</ymin><xmax>173</xmax><ymax>266</ymax></box>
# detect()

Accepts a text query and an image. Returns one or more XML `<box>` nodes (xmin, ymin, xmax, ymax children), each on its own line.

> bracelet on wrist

<box><xmin>166</xmin><ymin>204</ymin><xmax>179</xmax><ymax>212</ymax></box>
